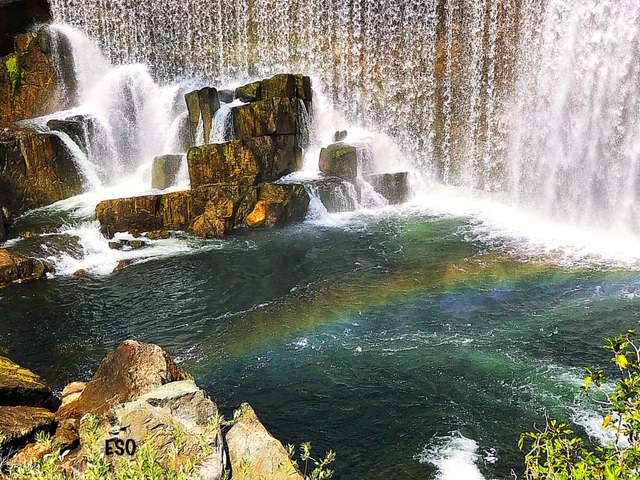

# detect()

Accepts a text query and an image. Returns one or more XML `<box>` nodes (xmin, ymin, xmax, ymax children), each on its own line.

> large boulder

<box><xmin>0</xmin><ymin>248</ymin><xmax>52</xmax><ymax>286</ymax></box>
<box><xmin>188</xmin><ymin>135</ymin><xmax>302</xmax><ymax>189</ymax></box>
<box><xmin>232</xmin><ymin>97</ymin><xmax>300</xmax><ymax>140</ymax></box>
<box><xmin>235</xmin><ymin>74</ymin><xmax>312</xmax><ymax>104</ymax></box>
<box><xmin>0</xmin><ymin>26</ymin><xmax>76</xmax><ymax>123</ymax></box>
<box><xmin>56</xmin><ymin>339</ymin><xmax>190</xmax><ymax>421</ymax></box>
<box><xmin>319</xmin><ymin>142</ymin><xmax>358</xmax><ymax>179</ymax></box>
<box><xmin>0</xmin><ymin>405</ymin><xmax>55</xmax><ymax>455</ymax></box>
<box><xmin>226</xmin><ymin>403</ymin><xmax>303</xmax><ymax>480</ymax></box>
<box><xmin>0</xmin><ymin>355</ymin><xmax>53</xmax><ymax>408</ymax></box>
<box><xmin>82</xmin><ymin>380</ymin><xmax>227</xmax><ymax>478</ymax></box>
<box><xmin>367</xmin><ymin>172</ymin><xmax>410</xmax><ymax>204</ymax></box>
<box><xmin>246</xmin><ymin>183</ymin><xmax>310</xmax><ymax>228</ymax></box>
<box><xmin>0</xmin><ymin>126</ymin><xmax>83</xmax><ymax>215</ymax></box>
<box><xmin>151</xmin><ymin>154</ymin><xmax>182</xmax><ymax>190</ymax></box>
<box><xmin>185</xmin><ymin>86</ymin><xmax>221</xmax><ymax>144</ymax></box>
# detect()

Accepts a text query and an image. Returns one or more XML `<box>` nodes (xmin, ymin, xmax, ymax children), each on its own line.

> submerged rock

<box><xmin>0</xmin><ymin>248</ymin><xmax>52</xmax><ymax>286</ymax></box>
<box><xmin>0</xmin><ymin>126</ymin><xmax>83</xmax><ymax>215</ymax></box>
<box><xmin>56</xmin><ymin>339</ymin><xmax>190</xmax><ymax>421</ymax></box>
<box><xmin>185</xmin><ymin>86</ymin><xmax>221</xmax><ymax>144</ymax></box>
<box><xmin>152</xmin><ymin>154</ymin><xmax>182</xmax><ymax>190</ymax></box>
<box><xmin>367</xmin><ymin>172</ymin><xmax>410</xmax><ymax>204</ymax></box>
<box><xmin>319</xmin><ymin>142</ymin><xmax>358</xmax><ymax>179</ymax></box>
<box><xmin>0</xmin><ymin>27</ymin><xmax>76</xmax><ymax>123</ymax></box>
<box><xmin>226</xmin><ymin>403</ymin><xmax>303</xmax><ymax>480</ymax></box>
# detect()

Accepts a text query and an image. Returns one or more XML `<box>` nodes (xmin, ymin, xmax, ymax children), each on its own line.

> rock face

<box><xmin>0</xmin><ymin>248</ymin><xmax>52</xmax><ymax>286</ymax></box>
<box><xmin>0</xmin><ymin>355</ymin><xmax>53</xmax><ymax>408</ymax></box>
<box><xmin>232</xmin><ymin>97</ymin><xmax>301</xmax><ymax>141</ymax></box>
<box><xmin>368</xmin><ymin>172</ymin><xmax>410</xmax><ymax>204</ymax></box>
<box><xmin>0</xmin><ymin>126</ymin><xmax>83</xmax><ymax>215</ymax></box>
<box><xmin>185</xmin><ymin>86</ymin><xmax>221</xmax><ymax>144</ymax></box>
<box><xmin>235</xmin><ymin>74</ymin><xmax>312</xmax><ymax>105</ymax></box>
<box><xmin>319</xmin><ymin>142</ymin><xmax>358</xmax><ymax>179</ymax></box>
<box><xmin>151</xmin><ymin>154</ymin><xmax>182</xmax><ymax>190</ymax></box>
<box><xmin>0</xmin><ymin>206</ymin><xmax>7</xmax><ymax>242</ymax></box>
<box><xmin>0</xmin><ymin>0</ymin><xmax>51</xmax><ymax>57</ymax></box>
<box><xmin>307</xmin><ymin>177</ymin><xmax>358</xmax><ymax>213</ymax></box>
<box><xmin>227</xmin><ymin>403</ymin><xmax>303</xmax><ymax>480</ymax></box>
<box><xmin>188</xmin><ymin>135</ymin><xmax>302</xmax><ymax>189</ymax></box>
<box><xmin>56</xmin><ymin>339</ymin><xmax>190</xmax><ymax>421</ymax></box>
<box><xmin>0</xmin><ymin>26</ymin><xmax>76</xmax><ymax>123</ymax></box>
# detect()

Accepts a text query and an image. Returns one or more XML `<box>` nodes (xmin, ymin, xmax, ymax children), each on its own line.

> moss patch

<box><xmin>5</xmin><ymin>54</ymin><xmax>23</xmax><ymax>91</ymax></box>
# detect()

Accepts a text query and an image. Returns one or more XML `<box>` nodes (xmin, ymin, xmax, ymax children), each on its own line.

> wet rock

<box><xmin>96</xmin><ymin>195</ymin><xmax>165</xmax><ymax>238</ymax></box>
<box><xmin>143</xmin><ymin>229</ymin><xmax>171</xmax><ymax>240</ymax></box>
<box><xmin>334</xmin><ymin>130</ymin><xmax>348</xmax><ymax>142</ymax></box>
<box><xmin>307</xmin><ymin>177</ymin><xmax>358</xmax><ymax>213</ymax></box>
<box><xmin>47</xmin><ymin>117</ymin><xmax>87</xmax><ymax>152</ymax></box>
<box><xmin>319</xmin><ymin>142</ymin><xmax>358</xmax><ymax>179</ymax></box>
<box><xmin>0</xmin><ymin>205</ymin><xmax>7</xmax><ymax>243</ymax></box>
<box><xmin>188</xmin><ymin>135</ymin><xmax>302</xmax><ymax>189</ymax></box>
<box><xmin>226</xmin><ymin>403</ymin><xmax>303</xmax><ymax>480</ymax></box>
<box><xmin>0</xmin><ymin>126</ymin><xmax>83</xmax><ymax>215</ymax></box>
<box><xmin>232</xmin><ymin>97</ymin><xmax>300</xmax><ymax>141</ymax></box>
<box><xmin>235</xmin><ymin>80</ymin><xmax>262</xmax><ymax>103</ymax></box>
<box><xmin>0</xmin><ymin>26</ymin><xmax>76</xmax><ymax>123</ymax></box>
<box><xmin>126</xmin><ymin>239</ymin><xmax>146</xmax><ymax>250</ymax></box>
<box><xmin>0</xmin><ymin>248</ymin><xmax>53</xmax><ymax>286</ymax></box>
<box><xmin>56</xmin><ymin>339</ymin><xmax>190</xmax><ymax>421</ymax></box>
<box><xmin>72</xmin><ymin>269</ymin><xmax>87</xmax><ymax>277</ymax></box>
<box><xmin>0</xmin><ymin>406</ymin><xmax>55</xmax><ymax>455</ymax></box>
<box><xmin>367</xmin><ymin>172</ymin><xmax>410</xmax><ymax>204</ymax></box>
<box><xmin>112</xmin><ymin>259</ymin><xmax>132</xmax><ymax>272</ymax></box>
<box><xmin>218</xmin><ymin>88</ymin><xmax>234</xmax><ymax>103</ymax></box>
<box><xmin>185</xmin><ymin>86</ymin><xmax>220</xmax><ymax>144</ymax></box>
<box><xmin>108</xmin><ymin>241</ymin><xmax>122</xmax><ymax>250</ymax></box>
<box><xmin>252</xmin><ymin>183</ymin><xmax>310</xmax><ymax>228</ymax></box>
<box><xmin>0</xmin><ymin>355</ymin><xmax>53</xmax><ymax>408</ymax></box>
<box><xmin>151</xmin><ymin>154</ymin><xmax>182</xmax><ymax>190</ymax></box>
<box><xmin>191</xmin><ymin>185</ymin><xmax>258</xmax><ymax>238</ymax></box>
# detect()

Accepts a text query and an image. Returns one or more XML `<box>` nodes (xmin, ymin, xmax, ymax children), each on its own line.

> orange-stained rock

<box><xmin>56</xmin><ymin>340</ymin><xmax>190</xmax><ymax>421</ymax></box>
<box><xmin>0</xmin><ymin>248</ymin><xmax>52</xmax><ymax>286</ymax></box>
<box><xmin>246</xmin><ymin>201</ymin><xmax>267</xmax><ymax>228</ymax></box>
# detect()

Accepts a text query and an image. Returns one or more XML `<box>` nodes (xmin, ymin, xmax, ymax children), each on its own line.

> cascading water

<box><xmin>49</xmin><ymin>0</ymin><xmax>640</xmax><ymax>235</ymax></box>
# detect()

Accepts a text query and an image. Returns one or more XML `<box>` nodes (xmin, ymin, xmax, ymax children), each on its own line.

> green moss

<box><xmin>5</xmin><ymin>54</ymin><xmax>23</xmax><ymax>91</ymax></box>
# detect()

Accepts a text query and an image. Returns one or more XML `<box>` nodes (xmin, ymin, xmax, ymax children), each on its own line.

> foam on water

<box><xmin>415</xmin><ymin>432</ymin><xmax>487</xmax><ymax>480</ymax></box>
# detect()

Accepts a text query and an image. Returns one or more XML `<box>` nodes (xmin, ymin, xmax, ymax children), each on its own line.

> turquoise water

<box><xmin>1</xmin><ymin>207</ymin><xmax>639</xmax><ymax>478</ymax></box>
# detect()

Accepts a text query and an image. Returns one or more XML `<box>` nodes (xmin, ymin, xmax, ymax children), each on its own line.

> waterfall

<box><xmin>48</xmin><ymin>0</ymin><xmax>640</xmax><ymax>233</ymax></box>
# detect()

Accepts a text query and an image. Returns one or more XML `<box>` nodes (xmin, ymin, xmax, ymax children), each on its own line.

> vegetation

<box><xmin>4</xmin><ymin>54</ymin><xmax>22</xmax><ymax>91</ymax></box>
<box><xmin>520</xmin><ymin>327</ymin><xmax>640</xmax><ymax>479</ymax></box>
<box><xmin>6</xmin><ymin>409</ymin><xmax>335</xmax><ymax>480</ymax></box>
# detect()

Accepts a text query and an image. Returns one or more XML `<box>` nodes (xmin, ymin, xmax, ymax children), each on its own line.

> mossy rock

<box><xmin>0</xmin><ymin>355</ymin><xmax>53</xmax><ymax>408</ymax></box>
<box><xmin>4</xmin><ymin>53</ymin><xmax>23</xmax><ymax>91</ymax></box>
<box><xmin>319</xmin><ymin>142</ymin><xmax>358</xmax><ymax>179</ymax></box>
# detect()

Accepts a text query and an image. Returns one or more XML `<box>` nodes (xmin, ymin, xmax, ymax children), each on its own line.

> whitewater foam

<box><xmin>415</xmin><ymin>432</ymin><xmax>487</xmax><ymax>480</ymax></box>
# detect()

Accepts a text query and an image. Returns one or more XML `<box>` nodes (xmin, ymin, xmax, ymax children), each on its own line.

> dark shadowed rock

<box><xmin>226</xmin><ymin>403</ymin><xmax>303</xmax><ymax>480</ymax></box>
<box><xmin>152</xmin><ymin>154</ymin><xmax>182</xmax><ymax>190</ymax></box>
<box><xmin>185</xmin><ymin>86</ymin><xmax>220</xmax><ymax>144</ymax></box>
<box><xmin>334</xmin><ymin>130</ymin><xmax>347</xmax><ymax>142</ymax></box>
<box><xmin>247</xmin><ymin>183</ymin><xmax>310</xmax><ymax>228</ymax></box>
<box><xmin>56</xmin><ymin>339</ymin><xmax>190</xmax><ymax>421</ymax></box>
<box><xmin>367</xmin><ymin>172</ymin><xmax>410</xmax><ymax>204</ymax></box>
<box><xmin>0</xmin><ymin>355</ymin><xmax>53</xmax><ymax>408</ymax></box>
<box><xmin>0</xmin><ymin>126</ymin><xmax>83</xmax><ymax>215</ymax></box>
<box><xmin>0</xmin><ymin>406</ymin><xmax>55</xmax><ymax>455</ymax></box>
<box><xmin>319</xmin><ymin>142</ymin><xmax>358</xmax><ymax>179</ymax></box>
<box><xmin>0</xmin><ymin>205</ymin><xmax>7</xmax><ymax>242</ymax></box>
<box><xmin>0</xmin><ymin>0</ymin><xmax>51</xmax><ymax>57</ymax></box>
<box><xmin>235</xmin><ymin>73</ymin><xmax>312</xmax><ymax>103</ymax></box>
<box><xmin>46</xmin><ymin>115</ymin><xmax>97</xmax><ymax>153</ymax></box>
<box><xmin>218</xmin><ymin>88</ymin><xmax>234</xmax><ymax>103</ymax></box>
<box><xmin>0</xmin><ymin>248</ymin><xmax>52</xmax><ymax>286</ymax></box>
<box><xmin>232</xmin><ymin>97</ymin><xmax>300</xmax><ymax>140</ymax></box>
<box><xmin>235</xmin><ymin>80</ymin><xmax>261</xmax><ymax>103</ymax></box>
<box><xmin>307</xmin><ymin>177</ymin><xmax>358</xmax><ymax>213</ymax></box>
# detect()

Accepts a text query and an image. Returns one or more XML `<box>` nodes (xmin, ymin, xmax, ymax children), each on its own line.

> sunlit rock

<box><xmin>319</xmin><ymin>142</ymin><xmax>358</xmax><ymax>179</ymax></box>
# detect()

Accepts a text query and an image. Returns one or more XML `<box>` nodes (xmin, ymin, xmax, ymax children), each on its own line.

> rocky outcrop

<box><xmin>319</xmin><ymin>142</ymin><xmax>358</xmax><ymax>179</ymax></box>
<box><xmin>46</xmin><ymin>115</ymin><xmax>97</xmax><ymax>154</ymax></box>
<box><xmin>235</xmin><ymin>74</ymin><xmax>312</xmax><ymax>106</ymax></box>
<box><xmin>0</xmin><ymin>126</ymin><xmax>83</xmax><ymax>215</ymax></box>
<box><xmin>227</xmin><ymin>403</ymin><xmax>303</xmax><ymax>480</ymax></box>
<box><xmin>232</xmin><ymin>97</ymin><xmax>301</xmax><ymax>141</ymax></box>
<box><xmin>185</xmin><ymin>86</ymin><xmax>221</xmax><ymax>144</ymax></box>
<box><xmin>247</xmin><ymin>183</ymin><xmax>310</xmax><ymax>229</ymax></box>
<box><xmin>0</xmin><ymin>248</ymin><xmax>52</xmax><ymax>286</ymax></box>
<box><xmin>188</xmin><ymin>135</ymin><xmax>302</xmax><ymax>189</ymax></box>
<box><xmin>0</xmin><ymin>26</ymin><xmax>76</xmax><ymax>123</ymax></box>
<box><xmin>307</xmin><ymin>177</ymin><xmax>358</xmax><ymax>213</ymax></box>
<box><xmin>0</xmin><ymin>355</ymin><xmax>53</xmax><ymax>408</ymax></box>
<box><xmin>367</xmin><ymin>172</ymin><xmax>410</xmax><ymax>204</ymax></box>
<box><xmin>0</xmin><ymin>0</ymin><xmax>51</xmax><ymax>57</ymax></box>
<box><xmin>0</xmin><ymin>354</ymin><xmax>55</xmax><ymax>456</ymax></box>
<box><xmin>151</xmin><ymin>154</ymin><xmax>182</xmax><ymax>190</ymax></box>
<box><xmin>56</xmin><ymin>339</ymin><xmax>190</xmax><ymax>422</ymax></box>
